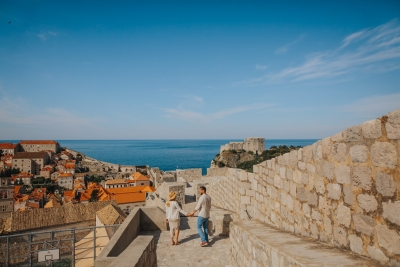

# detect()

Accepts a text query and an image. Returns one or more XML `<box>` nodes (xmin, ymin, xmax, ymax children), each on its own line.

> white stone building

<box><xmin>220</xmin><ymin>137</ymin><xmax>265</xmax><ymax>154</ymax></box>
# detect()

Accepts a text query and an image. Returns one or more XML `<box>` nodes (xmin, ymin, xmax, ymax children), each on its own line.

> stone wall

<box><xmin>207</xmin><ymin>110</ymin><xmax>400</xmax><ymax>265</ymax></box>
<box><xmin>9</xmin><ymin>201</ymin><xmax>117</xmax><ymax>233</ymax></box>
<box><xmin>206</xmin><ymin>167</ymin><xmax>228</xmax><ymax>177</ymax></box>
<box><xmin>177</xmin><ymin>168</ymin><xmax>202</xmax><ymax>182</ymax></box>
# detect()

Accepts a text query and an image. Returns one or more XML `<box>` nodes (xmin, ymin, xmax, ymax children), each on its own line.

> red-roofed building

<box><xmin>58</xmin><ymin>173</ymin><xmax>74</xmax><ymax>189</ymax></box>
<box><xmin>107</xmin><ymin>185</ymin><xmax>155</xmax><ymax>213</ymax></box>
<box><xmin>20</xmin><ymin>140</ymin><xmax>60</xmax><ymax>153</ymax></box>
<box><xmin>129</xmin><ymin>172</ymin><xmax>151</xmax><ymax>186</ymax></box>
<box><xmin>0</xmin><ymin>143</ymin><xmax>21</xmax><ymax>155</ymax></box>
<box><xmin>12</xmin><ymin>152</ymin><xmax>50</xmax><ymax>175</ymax></box>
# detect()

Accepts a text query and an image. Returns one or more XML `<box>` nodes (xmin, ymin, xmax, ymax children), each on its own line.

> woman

<box><xmin>166</xmin><ymin>191</ymin><xmax>188</xmax><ymax>245</ymax></box>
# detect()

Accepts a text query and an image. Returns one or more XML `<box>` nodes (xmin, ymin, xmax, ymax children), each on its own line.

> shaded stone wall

<box><xmin>207</xmin><ymin>110</ymin><xmax>400</xmax><ymax>265</ymax></box>
<box><xmin>177</xmin><ymin>168</ymin><xmax>202</xmax><ymax>182</ymax></box>
<box><xmin>10</xmin><ymin>200</ymin><xmax>117</xmax><ymax>232</ymax></box>
<box><xmin>206</xmin><ymin>167</ymin><xmax>228</xmax><ymax>177</ymax></box>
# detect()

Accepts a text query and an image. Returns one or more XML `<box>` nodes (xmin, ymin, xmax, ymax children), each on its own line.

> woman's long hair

<box><xmin>166</xmin><ymin>191</ymin><xmax>176</xmax><ymax>207</ymax></box>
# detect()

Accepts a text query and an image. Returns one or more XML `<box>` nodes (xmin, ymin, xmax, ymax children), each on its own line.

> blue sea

<box><xmin>1</xmin><ymin>140</ymin><xmax>319</xmax><ymax>174</ymax></box>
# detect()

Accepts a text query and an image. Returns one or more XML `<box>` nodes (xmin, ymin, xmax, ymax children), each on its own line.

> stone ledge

<box><xmin>230</xmin><ymin>220</ymin><xmax>385</xmax><ymax>267</ymax></box>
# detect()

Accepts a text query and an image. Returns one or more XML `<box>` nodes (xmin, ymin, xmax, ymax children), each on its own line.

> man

<box><xmin>188</xmin><ymin>186</ymin><xmax>211</xmax><ymax>247</ymax></box>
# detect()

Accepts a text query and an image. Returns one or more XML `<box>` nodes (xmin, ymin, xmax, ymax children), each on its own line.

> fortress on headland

<box><xmin>220</xmin><ymin>137</ymin><xmax>265</xmax><ymax>154</ymax></box>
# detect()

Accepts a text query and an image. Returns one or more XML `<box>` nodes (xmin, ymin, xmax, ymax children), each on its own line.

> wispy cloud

<box><xmin>275</xmin><ymin>34</ymin><xmax>306</xmax><ymax>54</ymax></box>
<box><xmin>238</xmin><ymin>19</ymin><xmax>400</xmax><ymax>86</ymax></box>
<box><xmin>341</xmin><ymin>93</ymin><xmax>400</xmax><ymax>117</ymax></box>
<box><xmin>36</xmin><ymin>31</ymin><xmax>59</xmax><ymax>41</ymax></box>
<box><xmin>255</xmin><ymin>64</ymin><xmax>268</xmax><ymax>70</ymax></box>
<box><xmin>163</xmin><ymin>103</ymin><xmax>275</xmax><ymax>122</ymax></box>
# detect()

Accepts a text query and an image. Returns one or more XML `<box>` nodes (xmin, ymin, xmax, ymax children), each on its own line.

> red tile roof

<box><xmin>13</xmin><ymin>152</ymin><xmax>48</xmax><ymax>159</ymax></box>
<box><xmin>131</xmin><ymin>172</ymin><xmax>150</xmax><ymax>181</ymax></box>
<box><xmin>20</xmin><ymin>140</ymin><xmax>58</xmax><ymax>145</ymax></box>
<box><xmin>0</xmin><ymin>143</ymin><xmax>18</xmax><ymax>149</ymax></box>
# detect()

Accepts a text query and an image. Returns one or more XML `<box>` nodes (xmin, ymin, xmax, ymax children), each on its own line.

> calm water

<box><xmin>1</xmin><ymin>139</ymin><xmax>319</xmax><ymax>174</ymax></box>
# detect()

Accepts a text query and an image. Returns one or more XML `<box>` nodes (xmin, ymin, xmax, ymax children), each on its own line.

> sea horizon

<box><xmin>1</xmin><ymin>139</ymin><xmax>319</xmax><ymax>174</ymax></box>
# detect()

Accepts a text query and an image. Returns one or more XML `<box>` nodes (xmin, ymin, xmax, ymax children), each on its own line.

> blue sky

<box><xmin>0</xmin><ymin>1</ymin><xmax>400</xmax><ymax>139</ymax></box>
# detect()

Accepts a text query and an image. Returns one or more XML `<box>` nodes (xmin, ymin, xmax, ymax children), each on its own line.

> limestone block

<box><xmin>308</xmin><ymin>175</ymin><xmax>315</xmax><ymax>190</ymax></box>
<box><xmin>336</xmin><ymin>165</ymin><xmax>350</xmax><ymax>184</ymax></box>
<box><xmin>241</xmin><ymin>195</ymin><xmax>251</xmax><ymax>205</ymax></box>
<box><xmin>333</xmin><ymin>225</ymin><xmax>348</xmax><ymax>246</ymax></box>
<box><xmin>297</xmin><ymin>186</ymin><xmax>308</xmax><ymax>202</ymax></box>
<box><xmin>376</xmin><ymin>172</ymin><xmax>396</xmax><ymax>197</ymax></box>
<box><xmin>297</xmin><ymin>148</ymin><xmax>303</xmax><ymax>161</ymax></box>
<box><xmin>362</xmin><ymin>119</ymin><xmax>382</xmax><ymax>139</ymax></box>
<box><xmin>357</xmin><ymin>194</ymin><xmax>378</xmax><ymax>213</ymax></box>
<box><xmin>321</xmin><ymin>137</ymin><xmax>331</xmax><ymax>159</ymax></box>
<box><xmin>322</xmin><ymin>161</ymin><xmax>335</xmax><ymax>180</ymax></box>
<box><xmin>293</xmin><ymin>170</ymin><xmax>301</xmax><ymax>184</ymax></box>
<box><xmin>349</xmin><ymin>235</ymin><xmax>363</xmax><ymax>255</ymax></box>
<box><xmin>331</xmin><ymin>132</ymin><xmax>343</xmax><ymax>142</ymax></box>
<box><xmin>324</xmin><ymin>216</ymin><xmax>332</xmax><ymax>235</ymax></box>
<box><xmin>343</xmin><ymin>187</ymin><xmax>355</xmax><ymax>205</ymax></box>
<box><xmin>280</xmin><ymin>167</ymin><xmax>286</xmax><ymax>179</ymax></box>
<box><xmin>303</xmin><ymin>203</ymin><xmax>311</xmax><ymax>217</ymax></box>
<box><xmin>312</xmin><ymin>209</ymin><xmax>322</xmax><ymax>225</ymax></box>
<box><xmin>267</xmin><ymin>160</ymin><xmax>272</xmax><ymax>169</ymax></box>
<box><xmin>284</xmin><ymin>153</ymin><xmax>290</xmax><ymax>166</ymax></box>
<box><xmin>310</xmin><ymin>222</ymin><xmax>319</xmax><ymax>238</ymax></box>
<box><xmin>350</xmin><ymin>145</ymin><xmax>369</xmax><ymax>163</ymax></box>
<box><xmin>308</xmin><ymin>192</ymin><xmax>318</xmax><ymax>206</ymax></box>
<box><xmin>352</xmin><ymin>166</ymin><xmax>372</xmax><ymax>190</ymax></box>
<box><xmin>343</xmin><ymin>126</ymin><xmax>362</xmax><ymax>142</ymax></box>
<box><xmin>319</xmin><ymin>196</ymin><xmax>331</xmax><ymax>215</ymax></box>
<box><xmin>315</xmin><ymin>176</ymin><xmax>325</xmax><ymax>195</ymax></box>
<box><xmin>306</xmin><ymin>164</ymin><xmax>316</xmax><ymax>175</ymax></box>
<box><xmin>302</xmin><ymin>173</ymin><xmax>309</xmax><ymax>185</ymax></box>
<box><xmin>376</xmin><ymin>224</ymin><xmax>400</xmax><ymax>255</ymax></box>
<box><xmin>336</xmin><ymin>203</ymin><xmax>351</xmax><ymax>228</ymax></box>
<box><xmin>303</xmin><ymin>146</ymin><xmax>313</xmax><ymax>163</ymax></box>
<box><xmin>386</xmin><ymin>110</ymin><xmax>400</xmax><ymax>139</ymax></box>
<box><xmin>371</xmin><ymin>141</ymin><xmax>397</xmax><ymax>169</ymax></box>
<box><xmin>289</xmin><ymin>150</ymin><xmax>298</xmax><ymax>167</ymax></box>
<box><xmin>286</xmin><ymin>168</ymin><xmax>293</xmax><ymax>181</ymax></box>
<box><xmin>327</xmin><ymin>183</ymin><xmax>341</xmax><ymax>200</ymax></box>
<box><xmin>367</xmin><ymin>246</ymin><xmax>389</xmax><ymax>263</ymax></box>
<box><xmin>275</xmin><ymin>163</ymin><xmax>280</xmax><ymax>173</ymax></box>
<box><xmin>298</xmin><ymin>161</ymin><xmax>306</xmax><ymax>171</ymax></box>
<box><xmin>239</xmin><ymin>171</ymin><xmax>249</xmax><ymax>181</ymax></box>
<box><xmin>382</xmin><ymin>201</ymin><xmax>400</xmax><ymax>226</ymax></box>
<box><xmin>273</xmin><ymin>175</ymin><xmax>282</xmax><ymax>189</ymax></box>
<box><xmin>246</xmin><ymin>190</ymin><xmax>255</xmax><ymax>197</ymax></box>
<box><xmin>241</xmin><ymin>182</ymin><xmax>251</xmax><ymax>190</ymax></box>
<box><xmin>313</xmin><ymin>140</ymin><xmax>323</xmax><ymax>161</ymax></box>
<box><xmin>289</xmin><ymin>181</ymin><xmax>296</xmax><ymax>197</ymax></box>
<box><xmin>283</xmin><ymin>180</ymin><xmax>290</xmax><ymax>193</ymax></box>
<box><xmin>331</xmin><ymin>142</ymin><xmax>347</xmax><ymax>162</ymax></box>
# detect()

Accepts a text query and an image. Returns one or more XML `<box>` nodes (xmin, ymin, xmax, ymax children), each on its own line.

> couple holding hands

<box><xmin>165</xmin><ymin>186</ymin><xmax>211</xmax><ymax>247</ymax></box>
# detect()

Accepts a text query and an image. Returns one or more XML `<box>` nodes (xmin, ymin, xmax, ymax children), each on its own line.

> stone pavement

<box><xmin>155</xmin><ymin>216</ymin><xmax>231</xmax><ymax>267</ymax></box>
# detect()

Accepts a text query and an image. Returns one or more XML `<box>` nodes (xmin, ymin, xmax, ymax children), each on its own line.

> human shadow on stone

<box><xmin>207</xmin><ymin>235</ymin><xmax>229</xmax><ymax>247</ymax></box>
<box><xmin>179</xmin><ymin>233</ymin><xmax>199</xmax><ymax>244</ymax></box>
<box><xmin>179</xmin><ymin>216</ymin><xmax>192</xmax><ymax>230</ymax></box>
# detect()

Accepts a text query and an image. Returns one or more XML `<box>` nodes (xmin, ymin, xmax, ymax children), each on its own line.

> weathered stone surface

<box><xmin>302</xmin><ymin>173</ymin><xmax>309</xmax><ymax>185</ymax></box>
<box><xmin>334</xmin><ymin>225</ymin><xmax>347</xmax><ymax>246</ymax></box>
<box><xmin>343</xmin><ymin>126</ymin><xmax>362</xmax><ymax>142</ymax></box>
<box><xmin>297</xmin><ymin>186</ymin><xmax>308</xmax><ymax>202</ymax></box>
<box><xmin>349</xmin><ymin>145</ymin><xmax>368</xmax><ymax>163</ymax></box>
<box><xmin>290</xmin><ymin>181</ymin><xmax>296</xmax><ymax>197</ymax></box>
<box><xmin>349</xmin><ymin>234</ymin><xmax>363</xmax><ymax>255</ymax></box>
<box><xmin>289</xmin><ymin>150</ymin><xmax>298</xmax><ymax>167</ymax></box>
<box><xmin>382</xmin><ymin>201</ymin><xmax>400</xmax><ymax>226</ymax></box>
<box><xmin>376</xmin><ymin>172</ymin><xmax>396</xmax><ymax>197</ymax></box>
<box><xmin>298</xmin><ymin>161</ymin><xmax>306</xmax><ymax>171</ymax></box>
<box><xmin>324</xmin><ymin>216</ymin><xmax>332</xmax><ymax>235</ymax></box>
<box><xmin>303</xmin><ymin>203</ymin><xmax>311</xmax><ymax>217</ymax></box>
<box><xmin>303</xmin><ymin>146</ymin><xmax>313</xmax><ymax>163</ymax></box>
<box><xmin>331</xmin><ymin>142</ymin><xmax>347</xmax><ymax>162</ymax></box>
<box><xmin>362</xmin><ymin>119</ymin><xmax>382</xmax><ymax>139</ymax></box>
<box><xmin>376</xmin><ymin>224</ymin><xmax>400</xmax><ymax>255</ymax></box>
<box><xmin>322</xmin><ymin>161</ymin><xmax>335</xmax><ymax>180</ymax></box>
<box><xmin>315</xmin><ymin>176</ymin><xmax>325</xmax><ymax>194</ymax></box>
<box><xmin>343</xmin><ymin>187</ymin><xmax>354</xmax><ymax>205</ymax></box>
<box><xmin>313</xmin><ymin>141</ymin><xmax>323</xmax><ymax>161</ymax></box>
<box><xmin>367</xmin><ymin>246</ymin><xmax>389</xmax><ymax>263</ymax></box>
<box><xmin>352</xmin><ymin>166</ymin><xmax>372</xmax><ymax>190</ymax></box>
<box><xmin>312</xmin><ymin>209</ymin><xmax>322</xmax><ymax>225</ymax></box>
<box><xmin>337</xmin><ymin>203</ymin><xmax>351</xmax><ymax>227</ymax></box>
<box><xmin>371</xmin><ymin>141</ymin><xmax>397</xmax><ymax>169</ymax></box>
<box><xmin>319</xmin><ymin>196</ymin><xmax>331</xmax><ymax>215</ymax></box>
<box><xmin>321</xmin><ymin>137</ymin><xmax>331</xmax><ymax>159</ymax></box>
<box><xmin>353</xmin><ymin>214</ymin><xmax>374</xmax><ymax>236</ymax></box>
<box><xmin>357</xmin><ymin>194</ymin><xmax>378</xmax><ymax>212</ymax></box>
<box><xmin>331</xmin><ymin>132</ymin><xmax>343</xmax><ymax>142</ymax></box>
<box><xmin>327</xmin><ymin>183</ymin><xmax>341</xmax><ymax>200</ymax></box>
<box><xmin>308</xmin><ymin>192</ymin><xmax>318</xmax><ymax>206</ymax></box>
<box><xmin>336</xmin><ymin>165</ymin><xmax>350</xmax><ymax>184</ymax></box>
<box><xmin>386</xmin><ymin>110</ymin><xmax>400</xmax><ymax>139</ymax></box>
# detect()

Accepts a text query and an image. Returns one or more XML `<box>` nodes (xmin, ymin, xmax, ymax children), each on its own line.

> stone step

<box><xmin>230</xmin><ymin>220</ymin><xmax>385</xmax><ymax>267</ymax></box>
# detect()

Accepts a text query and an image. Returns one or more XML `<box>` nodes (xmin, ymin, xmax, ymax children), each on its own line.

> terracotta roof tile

<box><xmin>131</xmin><ymin>172</ymin><xmax>150</xmax><ymax>181</ymax></box>
<box><xmin>20</xmin><ymin>140</ymin><xmax>58</xmax><ymax>145</ymax></box>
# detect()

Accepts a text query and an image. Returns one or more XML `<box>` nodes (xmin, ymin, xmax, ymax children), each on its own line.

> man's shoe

<box><xmin>201</xmin><ymin>242</ymin><xmax>208</xmax><ymax>247</ymax></box>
